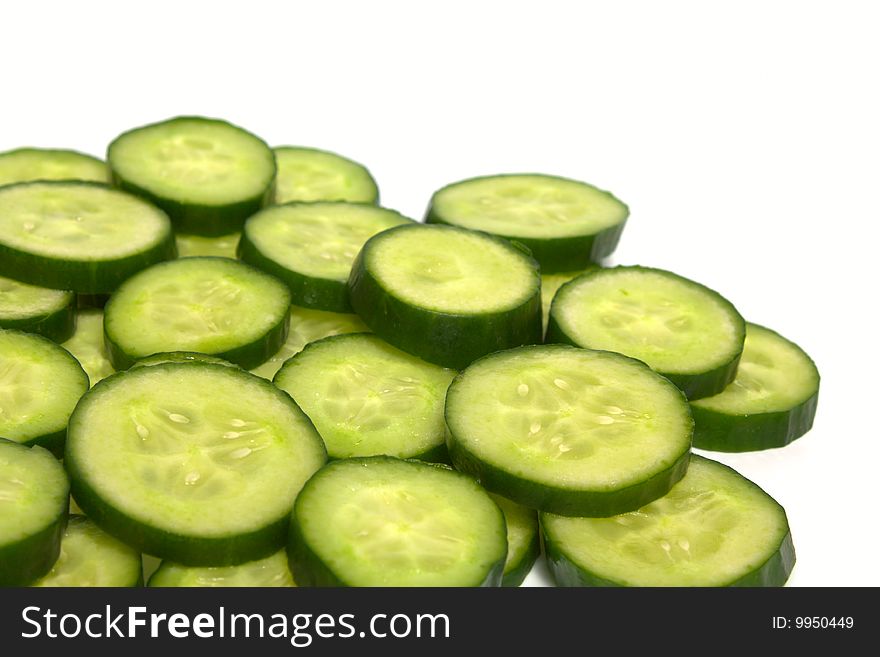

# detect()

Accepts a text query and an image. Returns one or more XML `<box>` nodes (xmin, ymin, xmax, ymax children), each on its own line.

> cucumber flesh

<box><xmin>274</xmin><ymin>333</ymin><xmax>455</xmax><ymax>460</ymax></box>
<box><xmin>289</xmin><ymin>457</ymin><xmax>507</xmax><ymax>587</ymax></box>
<box><xmin>542</xmin><ymin>455</ymin><xmax>795</xmax><ymax>587</ymax></box>
<box><xmin>108</xmin><ymin>117</ymin><xmax>275</xmax><ymax>235</ymax></box>
<box><xmin>149</xmin><ymin>549</ymin><xmax>294</xmax><ymax>587</ymax></box>
<box><xmin>691</xmin><ymin>323</ymin><xmax>820</xmax><ymax>451</ymax></box>
<box><xmin>0</xmin><ymin>330</ymin><xmax>89</xmax><ymax>451</ymax></box>
<box><xmin>104</xmin><ymin>257</ymin><xmax>291</xmax><ymax>369</ymax></box>
<box><xmin>0</xmin><ymin>148</ymin><xmax>108</xmax><ymax>186</ymax></box>
<box><xmin>65</xmin><ymin>362</ymin><xmax>327</xmax><ymax>565</ymax></box>
<box><xmin>61</xmin><ymin>308</ymin><xmax>115</xmax><ymax>386</ymax></box>
<box><xmin>31</xmin><ymin>515</ymin><xmax>142</xmax><ymax>587</ymax></box>
<box><xmin>274</xmin><ymin>147</ymin><xmax>378</xmax><ymax>205</ymax></box>
<box><xmin>446</xmin><ymin>344</ymin><xmax>693</xmax><ymax>517</ymax></box>
<box><xmin>176</xmin><ymin>232</ymin><xmax>240</xmax><ymax>259</ymax></box>
<box><xmin>0</xmin><ymin>275</ymin><xmax>75</xmax><ymax>342</ymax></box>
<box><xmin>426</xmin><ymin>174</ymin><xmax>628</xmax><ymax>271</ymax></box>
<box><xmin>250</xmin><ymin>305</ymin><xmax>368</xmax><ymax>380</ymax></box>
<box><xmin>491</xmin><ymin>494</ymin><xmax>540</xmax><ymax>587</ymax></box>
<box><xmin>548</xmin><ymin>266</ymin><xmax>745</xmax><ymax>399</ymax></box>
<box><xmin>239</xmin><ymin>202</ymin><xmax>410</xmax><ymax>311</ymax></box>
<box><xmin>132</xmin><ymin>351</ymin><xmax>238</xmax><ymax>369</ymax></box>
<box><xmin>541</xmin><ymin>269</ymin><xmax>594</xmax><ymax>334</ymax></box>
<box><xmin>349</xmin><ymin>223</ymin><xmax>542</xmax><ymax>369</ymax></box>
<box><xmin>0</xmin><ymin>440</ymin><xmax>69</xmax><ymax>586</ymax></box>
<box><xmin>0</xmin><ymin>182</ymin><xmax>175</xmax><ymax>293</ymax></box>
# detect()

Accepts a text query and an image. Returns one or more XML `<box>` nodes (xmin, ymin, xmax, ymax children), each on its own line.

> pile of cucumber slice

<box><xmin>0</xmin><ymin>116</ymin><xmax>819</xmax><ymax>587</ymax></box>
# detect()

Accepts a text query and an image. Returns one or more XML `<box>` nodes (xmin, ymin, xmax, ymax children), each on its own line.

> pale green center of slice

<box><xmin>0</xmin><ymin>149</ymin><xmax>108</xmax><ymax>186</ymax></box>
<box><xmin>554</xmin><ymin>269</ymin><xmax>742</xmax><ymax>374</ymax></box>
<box><xmin>274</xmin><ymin>334</ymin><xmax>455</xmax><ymax>458</ymax></box>
<box><xmin>33</xmin><ymin>517</ymin><xmax>140</xmax><ymax>587</ymax></box>
<box><xmin>368</xmin><ymin>226</ymin><xmax>538</xmax><ymax>314</ymax></box>
<box><xmin>274</xmin><ymin>148</ymin><xmax>376</xmax><ymax>204</ymax></box>
<box><xmin>0</xmin><ymin>183</ymin><xmax>170</xmax><ymax>260</ymax></box>
<box><xmin>151</xmin><ymin>550</ymin><xmax>294</xmax><ymax>587</ymax></box>
<box><xmin>250</xmin><ymin>305</ymin><xmax>368</xmax><ymax>380</ymax></box>
<box><xmin>299</xmin><ymin>460</ymin><xmax>505</xmax><ymax>586</ymax></box>
<box><xmin>62</xmin><ymin>309</ymin><xmax>115</xmax><ymax>386</ymax></box>
<box><xmin>105</xmin><ymin>259</ymin><xmax>289</xmax><ymax>358</ymax></box>
<box><xmin>69</xmin><ymin>365</ymin><xmax>324</xmax><ymax>536</ymax></box>
<box><xmin>448</xmin><ymin>347</ymin><xmax>691</xmax><ymax>489</ymax></box>
<box><xmin>109</xmin><ymin>119</ymin><xmax>274</xmax><ymax>204</ymax></box>
<box><xmin>246</xmin><ymin>203</ymin><xmax>408</xmax><ymax>281</ymax></box>
<box><xmin>693</xmin><ymin>324</ymin><xmax>819</xmax><ymax>415</ymax></box>
<box><xmin>432</xmin><ymin>175</ymin><xmax>627</xmax><ymax>239</ymax></box>
<box><xmin>0</xmin><ymin>331</ymin><xmax>87</xmax><ymax>442</ymax></box>
<box><xmin>542</xmin><ymin>457</ymin><xmax>789</xmax><ymax>586</ymax></box>
<box><xmin>176</xmin><ymin>232</ymin><xmax>240</xmax><ymax>258</ymax></box>
<box><xmin>0</xmin><ymin>443</ymin><xmax>67</xmax><ymax>543</ymax></box>
<box><xmin>0</xmin><ymin>275</ymin><xmax>71</xmax><ymax>319</ymax></box>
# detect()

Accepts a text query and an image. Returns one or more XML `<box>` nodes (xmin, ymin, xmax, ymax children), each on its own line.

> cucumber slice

<box><xmin>31</xmin><ymin>515</ymin><xmax>142</xmax><ymax>587</ymax></box>
<box><xmin>491</xmin><ymin>494</ymin><xmax>540</xmax><ymax>587</ymax></box>
<box><xmin>65</xmin><ymin>362</ymin><xmax>327</xmax><ymax>565</ymax></box>
<box><xmin>0</xmin><ymin>440</ymin><xmax>69</xmax><ymax>586</ymax></box>
<box><xmin>133</xmin><ymin>351</ymin><xmax>238</xmax><ymax>369</ymax></box>
<box><xmin>426</xmin><ymin>174</ymin><xmax>628</xmax><ymax>272</ymax></box>
<box><xmin>0</xmin><ymin>330</ymin><xmax>89</xmax><ymax>453</ymax></box>
<box><xmin>176</xmin><ymin>232</ymin><xmax>240</xmax><ymax>259</ymax></box>
<box><xmin>288</xmin><ymin>457</ymin><xmax>507</xmax><ymax>587</ymax></box>
<box><xmin>542</xmin><ymin>455</ymin><xmax>795</xmax><ymax>587</ymax></box>
<box><xmin>548</xmin><ymin>266</ymin><xmax>745</xmax><ymax>400</ymax></box>
<box><xmin>250</xmin><ymin>305</ymin><xmax>368</xmax><ymax>380</ymax></box>
<box><xmin>0</xmin><ymin>148</ymin><xmax>108</xmax><ymax>186</ymax></box>
<box><xmin>274</xmin><ymin>333</ymin><xmax>456</xmax><ymax>461</ymax></box>
<box><xmin>541</xmin><ymin>269</ymin><xmax>595</xmax><ymax>335</ymax></box>
<box><xmin>274</xmin><ymin>147</ymin><xmax>379</xmax><ymax>205</ymax></box>
<box><xmin>0</xmin><ymin>182</ymin><xmax>175</xmax><ymax>293</ymax></box>
<box><xmin>0</xmin><ymin>275</ymin><xmax>75</xmax><ymax>342</ymax></box>
<box><xmin>104</xmin><ymin>257</ymin><xmax>291</xmax><ymax>369</ymax></box>
<box><xmin>691</xmin><ymin>323</ymin><xmax>820</xmax><ymax>452</ymax></box>
<box><xmin>61</xmin><ymin>308</ymin><xmax>115</xmax><ymax>386</ymax></box>
<box><xmin>349</xmin><ymin>223</ymin><xmax>542</xmax><ymax>369</ymax></box>
<box><xmin>108</xmin><ymin>116</ymin><xmax>276</xmax><ymax>236</ymax></box>
<box><xmin>149</xmin><ymin>549</ymin><xmax>294</xmax><ymax>587</ymax></box>
<box><xmin>240</xmin><ymin>202</ymin><xmax>411</xmax><ymax>312</ymax></box>
<box><xmin>446</xmin><ymin>344</ymin><xmax>693</xmax><ymax>517</ymax></box>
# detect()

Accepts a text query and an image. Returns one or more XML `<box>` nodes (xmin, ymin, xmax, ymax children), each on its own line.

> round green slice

<box><xmin>273</xmin><ymin>146</ymin><xmax>379</xmax><ymax>205</ymax></box>
<box><xmin>176</xmin><ymin>232</ymin><xmax>240</xmax><ymax>259</ymax></box>
<box><xmin>691</xmin><ymin>323</ymin><xmax>820</xmax><ymax>451</ymax></box>
<box><xmin>31</xmin><ymin>515</ymin><xmax>142</xmax><ymax>587</ymax></box>
<box><xmin>61</xmin><ymin>308</ymin><xmax>115</xmax><ymax>386</ymax></box>
<box><xmin>0</xmin><ymin>330</ymin><xmax>89</xmax><ymax>453</ymax></box>
<box><xmin>104</xmin><ymin>257</ymin><xmax>291</xmax><ymax>369</ymax></box>
<box><xmin>349</xmin><ymin>223</ymin><xmax>542</xmax><ymax>369</ymax></box>
<box><xmin>65</xmin><ymin>362</ymin><xmax>327</xmax><ymax>565</ymax></box>
<box><xmin>132</xmin><ymin>351</ymin><xmax>239</xmax><ymax>369</ymax></box>
<box><xmin>0</xmin><ymin>274</ymin><xmax>75</xmax><ymax>342</ymax></box>
<box><xmin>108</xmin><ymin>116</ymin><xmax>276</xmax><ymax>236</ymax></box>
<box><xmin>446</xmin><ymin>344</ymin><xmax>693</xmax><ymax>517</ymax></box>
<box><xmin>542</xmin><ymin>455</ymin><xmax>795</xmax><ymax>587</ymax></box>
<box><xmin>289</xmin><ymin>457</ymin><xmax>507</xmax><ymax>587</ymax></box>
<box><xmin>0</xmin><ymin>148</ymin><xmax>109</xmax><ymax>186</ymax></box>
<box><xmin>0</xmin><ymin>440</ymin><xmax>69</xmax><ymax>586</ymax></box>
<box><xmin>426</xmin><ymin>174</ymin><xmax>628</xmax><ymax>272</ymax></box>
<box><xmin>239</xmin><ymin>202</ymin><xmax>411</xmax><ymax>311</ymax></box>
<box><xmin>548</xmin><ymin>266</ymin><xmax>746</xmax><ymax>399</ymax></box>
<box><xmin>541</xmin><ymin>268</ymin><xmax>595</xmax><ymax>335</ymax></box>
<box><xmin>274</xmin><ymin>333</ymin><xmax>456</xmax><ymax>461</ymax></box>
<box><xmin>491</xmin><ymin>494</ymin><xmax>540</xmax><ymax>587</ymax></box>
<box><xmin>0</xmin><ymin>182</ymin><xmax>175</xmax><ymax>293</ymax></box>
<box><xmin>149</xmin><ymin>549</ymin><xmax>294</xmax><ymax>587</ymax></box>
<box><xmin>250</xmin><ymin>305</ymin><xmax>368</xmax><ymax>380</ymax></box>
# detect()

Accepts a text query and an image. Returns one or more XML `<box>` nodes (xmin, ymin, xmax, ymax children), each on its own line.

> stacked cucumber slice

<box><xmin>0</xmin><ymin>115</ymin><xmax>818</xmax><ymax>587</ymax></box>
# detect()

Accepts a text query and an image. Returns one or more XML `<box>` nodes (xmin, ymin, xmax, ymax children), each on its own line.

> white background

<box><xmin>2</xmin><ymin>0</ymin><xmax>877</xmax><ymax>586</ymax></box>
